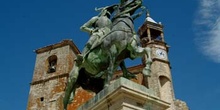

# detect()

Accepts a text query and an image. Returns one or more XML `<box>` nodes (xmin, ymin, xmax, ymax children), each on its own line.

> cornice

<box><xmin>35</xmin><ymin>39</ymin><xmax>81</xmax><ymax>54</ymax></box>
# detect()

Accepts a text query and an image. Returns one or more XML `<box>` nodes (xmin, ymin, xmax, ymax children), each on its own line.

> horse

<box><xmin>63</xmin><ymin>0</ymin><xmax>152</xmax><ymax>109</ymax></box>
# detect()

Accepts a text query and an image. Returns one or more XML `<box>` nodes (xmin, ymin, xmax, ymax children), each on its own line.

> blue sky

<box><xmin>0</xmin><ymin>0</ymin><xmax>220</xmax><ymax>110</ymax></box>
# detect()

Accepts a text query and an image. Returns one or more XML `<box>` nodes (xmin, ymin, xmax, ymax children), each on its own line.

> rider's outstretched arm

<box><xmin>80</xmin><ymin>16</ymin><xmax>98</xmax><ymax>35</ymax></box>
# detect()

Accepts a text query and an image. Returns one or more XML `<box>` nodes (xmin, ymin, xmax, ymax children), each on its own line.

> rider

<box><xmin>80</xmin><ymin>5</ymin><xmax>116</xmax><ymax>56</ymax></box>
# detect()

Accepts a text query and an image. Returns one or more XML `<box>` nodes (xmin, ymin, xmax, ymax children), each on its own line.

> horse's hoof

<box><xmin>68</xmin><ymin>97</ymin><xmax>74</xmax><ymax>104</ymax></box>
<box><xmin>68</xmin><ymin>100</ymin><xmax>73</xmax><ymax>104</ymax></box>
<box><xmin>104</xmin><ymin>84</ymin><xmax>109</xmax><ymax>88</ymax></box>
<box><xmin>75</xmin><ymin>54</ymin><xmax>83</xmax><ymax>64</ymax></box>
<box><xmin>123</xmin><ymin>72</ymin><xmax>136</xmax><ymax>79</ymax></box>
<box><xmin>142</xmin><ymin>68</ymin><xmax>151</xmax><ymax>77</ymax></box>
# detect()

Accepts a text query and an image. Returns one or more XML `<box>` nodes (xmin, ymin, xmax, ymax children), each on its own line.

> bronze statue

<box><xmin>63</xmin><ymin>0</ymin><xmax>152</xmax><ymax>109</ymax></box>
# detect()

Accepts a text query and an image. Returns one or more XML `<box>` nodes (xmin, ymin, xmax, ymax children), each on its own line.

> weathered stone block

<box><xmin>78</xmin><ymin>77</ymin><xmax>170</xmax><ymax>110</ymax></box>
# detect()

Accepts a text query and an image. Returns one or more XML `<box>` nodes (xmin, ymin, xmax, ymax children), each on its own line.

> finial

<box><xmin>146</xmin><ymin>9</ymin><xmax>150</xmax><ymax>17</ymax></box>
<box><xmin>145</xmin><ymin>9</ymin><xmax>157</xmax><ymax>23</ymax></box>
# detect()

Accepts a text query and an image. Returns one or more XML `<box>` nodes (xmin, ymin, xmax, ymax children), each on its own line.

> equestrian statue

<box><xmin>63</xmin><ymin>0</ymin><xmax>152</xmax><ymax>109</ymax></box>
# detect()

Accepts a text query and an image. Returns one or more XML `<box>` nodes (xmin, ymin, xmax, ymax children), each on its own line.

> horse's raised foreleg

<box><xmin>63</xmin><ymin>63</ymin><xmax>80</xmax><ymax>110</ymax></box>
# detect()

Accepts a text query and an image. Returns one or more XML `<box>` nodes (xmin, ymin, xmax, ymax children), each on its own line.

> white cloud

<box><xmin>194</xmin><ymin>0</ymin><xmax>220</xmax><ymax>63</ymax></box>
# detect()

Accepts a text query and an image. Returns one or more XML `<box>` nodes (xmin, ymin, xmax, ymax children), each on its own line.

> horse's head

<box><xmin>120</xmin><ymin>0</ymin><xmax>142</xmax><ymax>9</ymax></box>
<box><xmin>115</xmin><ymin>0</ymin><xmax>143</xmax><ymax>18</ymax></box>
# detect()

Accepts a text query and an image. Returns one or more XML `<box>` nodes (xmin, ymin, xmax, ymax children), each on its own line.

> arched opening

<box><xmin>159</xmin><ymin>75</ymin><xmax>172</xmax><ymax>102</ymax></box>
<box><xmin>47</xmin><ymin>55</ymin><xmax>57</xmax><ymax>73</ymax></box>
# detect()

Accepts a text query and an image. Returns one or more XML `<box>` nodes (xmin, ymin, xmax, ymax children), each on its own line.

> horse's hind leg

<box><xmin>129</xmin><ymin>37</ymin><xmax>152</xmax><ymax>76</ymax></box>
<box><xmin>104</xmin><ymin>45</ymin><xmax>117</xmax><ymax>87</ymax></box>
<box><xmin>120</xmin><ymin>61</ymin><xmax>136</xmax><ymax>79</ymax></box>
<box><xmin>63</xmin><ymin>64</ymin><xmax>80</xmax><ymax>110</ymax></box>
<box><xmin>135</xmin><ymin>47</ymin><xmax>152</xmax><ymax>76</ymax></box>
<box><xmin>142</xmin><ymin>47</ymin><xmax>152</xmax><ymax>76</ymax></box>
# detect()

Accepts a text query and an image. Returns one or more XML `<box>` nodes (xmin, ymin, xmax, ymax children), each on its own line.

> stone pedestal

<box><xmin>78</xmin><ymin>77</ymin><xmax>170</xmax><ymax>110</ymax></box>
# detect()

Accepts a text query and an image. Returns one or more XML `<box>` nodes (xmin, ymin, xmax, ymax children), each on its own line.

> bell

<box><xmin>50</xmin><ymin>65</ymin><xmax>56</xmax><ymax>72</ymax></box>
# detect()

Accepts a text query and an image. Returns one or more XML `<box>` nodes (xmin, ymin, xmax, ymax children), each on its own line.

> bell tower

<box><xmin>27</xmin><ymin>40</ymin><xmax>80</xmax><ymax>110</ymax></box>
<box><xmin>138</xmin><ymin>11</ymin><xmax>176</xmax><ymax>110</ymax></box>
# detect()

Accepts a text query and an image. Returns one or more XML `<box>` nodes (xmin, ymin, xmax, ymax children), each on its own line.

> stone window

<box><xmin>40</xmin><ymin>97</ymin><xmax>44</xmax><ymax>102</ymax></box>
<box><xmin>47</xmin><ymin>55</ymin><xmax>57</xmax><ymax>73</ymax></box>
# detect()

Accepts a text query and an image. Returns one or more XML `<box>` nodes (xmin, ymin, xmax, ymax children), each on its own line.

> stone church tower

<box><xmin>27</xmin><ymin>40</ymin><xmax>96</xmax><ymax>110</ymax></box>
<box><xmin>27</xmin><ymin>12</ymin><xmax>188</xmax><ymax>110</ymax></box>
<box><xmin>138</xmin><ymin>12</ymin><xmax>188</xmax><ymax>110</ymax></box>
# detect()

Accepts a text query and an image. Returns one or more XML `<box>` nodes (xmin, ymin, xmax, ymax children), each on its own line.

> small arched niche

<box><xmin>159</xmin><ymin>76</ymin><xmax>170</xmax><ymax>87</ymax></box>
<box><xmin>47</xmin><ymin>55</ymin><xmax>58</xmax><ymax>73</ymax></box>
